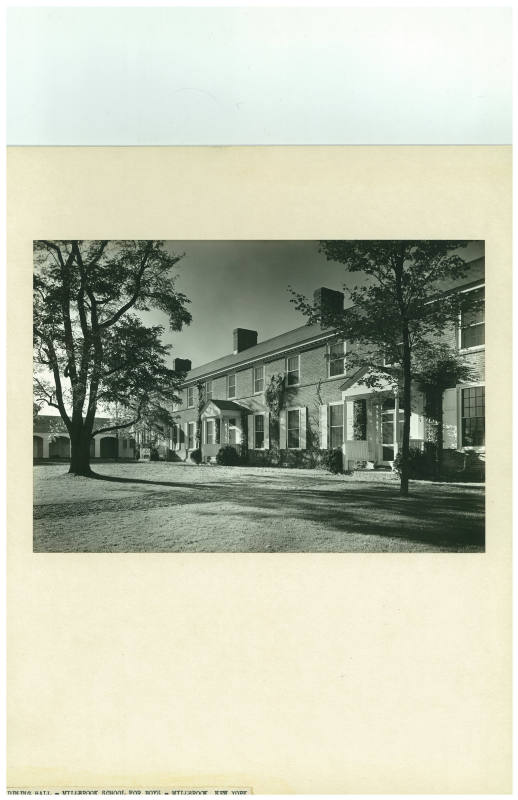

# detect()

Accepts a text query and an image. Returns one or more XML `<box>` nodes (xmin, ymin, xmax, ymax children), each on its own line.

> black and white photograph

<box><xmin>33</xmin><ymin>239</ymin><xmax>485</xmax><ymax>553</ymax></box>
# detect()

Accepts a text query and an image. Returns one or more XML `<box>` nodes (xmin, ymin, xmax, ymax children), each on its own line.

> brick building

<box><xmin>171</xmin><ymin>254</ymin><xmax>485</xmax><ymax>470</ymax></box>
<box><xmin>33</xmin><ymin>415</ymin><xmax>136</xmax><ymax>461</ymax></box>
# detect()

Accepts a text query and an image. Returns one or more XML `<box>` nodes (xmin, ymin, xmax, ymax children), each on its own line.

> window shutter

<box><xmin>410</xmin><ymin>391</ymin><xmax>424</xmax><ymax>440</ymax></box>
<box><xmin>299</xmin><ymin>407</ymin><xmax>307</xmax><ymax>449</ymax></box>
<box><xmin>264</xmin><ymin>411</ymin><xmax>270</xmax><ymax>449</ymax></box>
<box><xmin>319</xmin><ymin>404</ymin><xmax>328</xmax><ymax>449</ymax></box>
<box><xmin>248</xmin><ymin>414</ymin><xmax>254</xmax><ymax>448</ymax></box>
<box><xmin>442</xmin><ymin>388</ymin><xmax>458</xmax><ymax>449</ymax></box>
<box><xmin>345</xmin><ymin>401</ymin><xmax>355</xmax><ymax>441</ymax></box>
<box><xmin>279</xmin><ymin>410</ymin><xmax>287</xmax><ymax>449</ymax></box>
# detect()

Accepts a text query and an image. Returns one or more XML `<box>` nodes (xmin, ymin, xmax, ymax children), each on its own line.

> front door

<box><xmin>379</xmin><ymin>397</ymin><xmax>404</xmax><ymax>464</ymax></box>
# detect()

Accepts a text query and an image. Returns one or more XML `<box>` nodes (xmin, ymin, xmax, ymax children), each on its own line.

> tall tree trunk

<box><xmin>68</xmin><ymin>424</ymin><xmax>93</xmax><ymax>476</ymax></box>
<box><xmin>400</xmin><ymin>329</ymin><xmax>412</xmax><ymax>497</ymax></box>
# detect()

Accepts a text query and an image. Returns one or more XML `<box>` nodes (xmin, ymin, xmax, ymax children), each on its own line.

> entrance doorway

<box><xmin>380</xmin><ymin>398</ymin><xmax>404</xmax><ymax>464</ymax></box>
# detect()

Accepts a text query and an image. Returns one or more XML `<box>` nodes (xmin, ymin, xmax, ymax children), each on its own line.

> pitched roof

<box><xmin>185</xmin><ymin>322</ymin><xmax>335</xmax><ymax>383</ymax></box>
<box><xmin>202</xmin><ymin>399</ymin><xmax>250</xmax><ymax>414</ymax></box>
<box><xmin>206</xmin><ymin>399</ymin><xmax>250</xmax><ymax>412</ymax></box>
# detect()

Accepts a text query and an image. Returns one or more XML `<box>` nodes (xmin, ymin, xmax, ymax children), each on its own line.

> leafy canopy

<box><xmin>291</xmin><ymin>240</ymin><xmax>479</xmax><ymax>386</ymax></box>
<box><xmin>33</xmin><ymin>240</ymin><xmax>191</xmax><ymax>434</ymax></box>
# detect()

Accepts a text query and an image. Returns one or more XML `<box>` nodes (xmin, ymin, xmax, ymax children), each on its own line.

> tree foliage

<box><xmin>33</xmin><ymin>240</ymin><xmax>191</xmax><ymax>474</ymax></box>
<box><xmin>291</xmin><ymin>240</ymin><xmax>481</xmax><ymax>495</ymax></box>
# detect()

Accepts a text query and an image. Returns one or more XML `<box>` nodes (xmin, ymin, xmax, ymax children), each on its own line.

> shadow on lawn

<box><xmin>37</xmin><ymin>471</ymin><xmax>485</xmax><ymax>551</ymax></box>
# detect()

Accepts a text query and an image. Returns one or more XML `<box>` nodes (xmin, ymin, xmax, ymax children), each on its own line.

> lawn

<box><xmin>33</xmin><ymin>462</ymin><xmax>485</xmax><ymax>553</ymax></box>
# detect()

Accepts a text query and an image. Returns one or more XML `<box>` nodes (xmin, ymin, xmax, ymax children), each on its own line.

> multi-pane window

<box><xmin>329</xmin><ymin>341</ymin><xmax>346</xmax><ymax>377</ymax></box>
<box><xmin>287</xmin><ymin>409</ymin><xmax>300</xmax><ymax>449</ymax></box>
<box><xmin>462</xmin><ymin>387</ymin><xmax>485</xmax><ymax>447</ymax></box>
<box><xmin>286</xmin><ymin>355</ymin><xmax>300</xmax><ymax>386</ymax></box>
<box><xmin>227</xmin><ymin>373</ymin><xmax>236</xmax><ymax>399</ymax></box>
<box><xmin>329</xmin><ymin>404</ymin><xmax>344</xmax><ymax>448</ymax></box>
<box><xmin>460</xmin><ymin>287</ymin><xmax>485</xmax><ymax>349</ymax></box>
<box><xmin>187</xmin><ymin>386</ymin><xmax>194</xmax><ymax>408</ymax></box>
<box><xmin>206</xmin><ymin>419</ymin><xmax>216</xmax><ymax>445</ymax></box>
<box><xmin>254</xmin><ymin>365</ymin><xmax>264</xmax><ymax>393</ymax></box>
<box><xmin>187</xmin><ymin>422</ymin><xmax>195</xmax><ymax>450</ymax></box>
<box><xmin>254</xmin><ymin>415</ymin><xmax>264</xmax><ymax>449</ymax></box>
<box><xmin>205</xmin><ymin>380</ymin><xmax>213</xmax><ymax>400</ymax></box>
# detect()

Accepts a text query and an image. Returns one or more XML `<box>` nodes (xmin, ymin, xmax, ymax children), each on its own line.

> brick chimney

<box><xmin>173</xmin><ymin>358</ymin><xmax>192</xmax><ymax>373</ymax></box>
<box><xmin>233</xmin><ymin>328</ymin><xmax>258</xmax><ymax>354</ymax></box>
<box><xmin>313</xmin><ymin>287</ymin><xmax>344</xmax><ymax>317</ymax></box>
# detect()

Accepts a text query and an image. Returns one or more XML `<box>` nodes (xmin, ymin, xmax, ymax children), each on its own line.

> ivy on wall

<box><xmin>353</xmin><ymin>399</ymin><xmax>367</xmax><ymax>440</ymax></box>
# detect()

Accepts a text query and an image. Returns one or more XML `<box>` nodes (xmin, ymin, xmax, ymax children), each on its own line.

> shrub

<box><xmin>216</xmin><ymin>445</ymin><xmax>240</xmax><ymax>466</ymax></box>
<box><xmin>150</xmin><ymin>447</ymin><xmax>160</xmax><ymax>461</ymax></box>
<box><xmin>394</xmin><ymin>447</ymin><xmax>433</xmax><ymax>479</ymax></box>
<box><xmin>189</xmin><ymin>448</ymin><xmax>202</xmax><ymax>465</ymax></box>
<box><xmin>322</xmin><ymin>448</ymin><xmax>344</xmax><ymax>474</ymax></box>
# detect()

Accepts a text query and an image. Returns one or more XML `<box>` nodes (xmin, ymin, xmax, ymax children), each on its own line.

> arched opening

<box><xmin>49</xmin><ymin>436</ymin><xmax>70</xmax><ymax>459</ymax></box>
<box><xmin>100</xmin><ymin>437</ymin><xmax>118</xmax><ymax>458</ymax></box>
<box><xmin>33</xmin><ymin>436</ymin><xmax>43</xmax><ymax>458</ymax></box>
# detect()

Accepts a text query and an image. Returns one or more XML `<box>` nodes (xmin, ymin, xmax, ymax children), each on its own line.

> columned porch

<box><xmin>342</xmin><ymin>383</ymin><xmax>425</xmax><ymax>470</ymax></box>
<box><xmin>199</xmin><ymin>399</ymin><xmax>249</xmax><ymax>462</ymax></box>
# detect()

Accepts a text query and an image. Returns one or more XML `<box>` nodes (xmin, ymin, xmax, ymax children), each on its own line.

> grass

<box><xmin>33</xmin><ymin>462</ymin><xmax>485</xmax><ymax>553</ymax></box>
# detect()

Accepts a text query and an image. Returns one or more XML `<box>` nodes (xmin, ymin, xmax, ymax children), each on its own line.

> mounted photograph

<box><xmin>33</xmin><ymin>239</ymin><xmax>485</xmax><ymax>553</ymax></box>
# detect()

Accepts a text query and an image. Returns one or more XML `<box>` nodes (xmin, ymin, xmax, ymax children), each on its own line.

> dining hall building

<box><xmin>170</xmin><ymin>255</ymin><xmax>485</xmax><ymax>471</ymax></box>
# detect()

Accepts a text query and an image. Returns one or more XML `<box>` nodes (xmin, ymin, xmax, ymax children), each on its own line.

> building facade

<box><xmin>171</xmin><ymin>256</ymin><xmax>485</xmax><ymax>471</ymax></box>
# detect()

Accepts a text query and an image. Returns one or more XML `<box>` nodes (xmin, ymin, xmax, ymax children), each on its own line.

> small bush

<box><xmin>189</xmin><ymin>448</ymin><xmax>202</xmax><ymax>465</ymax></box>
<box><xmin>150</xmin><ymin>447</ymin><xmax>160</xmax><ymax>461</ymax></box>
<box><xmin>216</xmin><ymin>445</ymin><xmax>240</xmax><ymax>466</ymax></box>
<box><xmin>394</xmin><ymin>447</ymin><xmax>433</xmax><ymax>479</ymax></box>
<box><xmin>322</xmin><ymin>448</ymin><xmax>344</xmax><ymax>474</ymax></box>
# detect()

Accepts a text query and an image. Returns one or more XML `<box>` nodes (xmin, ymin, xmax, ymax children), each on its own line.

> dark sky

<box><xmin>158</xmin><ymin>240</ymin><xmax>357</xmax><ymax>368</ymax></box>
<box><xmin>154</xmin><ymin>240</ymin><xmax>483</xmax><ymax>369</ymax></box>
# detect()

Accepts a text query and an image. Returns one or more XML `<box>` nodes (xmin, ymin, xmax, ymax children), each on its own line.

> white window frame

<box><xmin>287</xmin><ymin>407</ymin><xmax>302</xmax><ymax>450</ymax></box>
<box><xmin>205</xmin><ymin>418</ymin><xmax>216</xmax><ymax>445</ymax></box>
<box><xmin>328</xmin><ymin>340</ymin><xmax>347</xmax><ymax>378</ymax></box>
<box><xmin>458</xmin><ymin>283</ymin><xmax>485</xmax><ymax>353</ymax></box>
<box><xmin>286</xmin><ymin>353</ymin><xmax>300</xmax><ymax>387</ymax></box>
<box><xmin>328</xmin><ymin>401</ymin><xmax>344</xmax><ymax>449</ymax></box>
<box><xmin>457</xmin><ymin>382</ymin><xmax>485</xmax><ymax>451</ymax></box>
<box><xmin>187</xmin><ymin>386</ymin><xmax>194</xmax><ymax>408</ymax></box>
<box><xmin>254</xmin><ymin>365</ymin><xmax>265</xmax><ymax>394</ymax></box>
<box><xmin>253</xmin><ymin>413</ymin><xmax>266</xmax><ymax>449</ymax></box>
<box><xmin>205</xmin><ymin>379</ymin><xmax>213</xmax><ymax>400</ymax></box>
<box><xmin>227</xmin><ymin>373</ymin><xmax>236</xmax><ymax>399</ymax></box>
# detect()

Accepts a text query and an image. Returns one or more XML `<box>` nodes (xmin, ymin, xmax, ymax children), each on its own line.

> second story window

<box><xmin>286</xmin><ymin>354</ymin><xmax>300</xmax><ymax>386</ymax></box>
<box><xmin>227</xmin><ymin>373</ymin><xmax>236</xmax><ymax>399</ymax></box>
<box><xmin>254</xmin><ymin>365</ymin><xmax>264</xmax><ymax>394</ymax></box>
<box><xmin>187</xmin><ymin>386</ymin><xmax>194</xmax><ymax>408</ymax></box>
<box><xmin>205</xmin><ymin>380</ymin><xmax>213</xmax><ymax>400</ymax></box>
<box><xmin>329</xmin><ymin>341</ymin><xmax>346</xmax><ymax>377</ymax></box>
<box><xmin>460</xmin><ymin>287</ymin><xmax>485</xmax><ymax>349</ymax></box>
